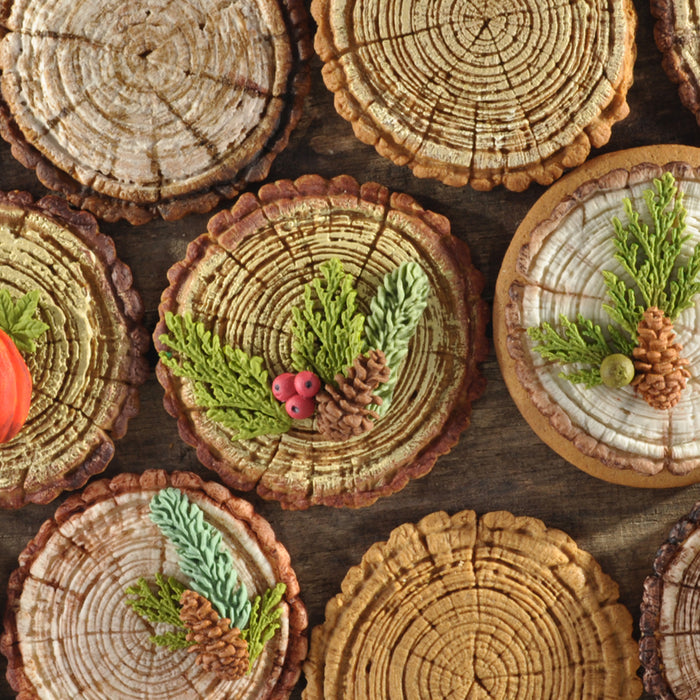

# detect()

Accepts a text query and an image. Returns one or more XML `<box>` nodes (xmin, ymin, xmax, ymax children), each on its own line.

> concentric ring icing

<box><xmin>0</xmin><ymin>470</ymin><xmax>307</xmax><ymax>699</ymax></box>
<box><xmin>155</xmin><ymin>174</ymin><xmax>488</xmax><ymax>509</ymax></box>
<box><xmin>0</xmin><ymin>192</ymin><xmax>148</xmax><ymax>507</ymax></box>
<box><xmin>504</xmin><ymin>160</ymin><xmax>700</xmax><ymax>477</ymax></box>
<box><xmin>304</xmin><ymin>510</ymin><xmax>641</xmax><ymax>699</ymax></box>
<box><xmin>312</xmin><ymin>0</ymin><xmax>636</xmax><ymax>190</ymax></box>
<box><xmin>0</xmin><ymin>0</ymin><xmax>311</xmax><ymax>222</ymax></box>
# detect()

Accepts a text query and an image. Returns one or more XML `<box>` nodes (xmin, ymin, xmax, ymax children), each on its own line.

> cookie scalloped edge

<box><xmin>0</xmin><ymin>469</ymin><xmax>309</xmax><ymax>699</ymax></box>
<box><xmin>154</xmin><ymin>173</ymin><xmax>489</xmax><ymax>509</ymax></box>
<box><xmin>310</xmin><ymin>0</ymin><xmax>637</xmax><ymax>192</ymax></box>
<box><xmin>0</xmin><ymin>192</ymin><xmax>149</xmax><ymax>508</ymax></box>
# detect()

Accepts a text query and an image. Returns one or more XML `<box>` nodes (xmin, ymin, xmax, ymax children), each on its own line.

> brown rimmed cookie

<box><xmin>651</xmin><ymin>0</ymin><xmax>700</xmax><ymax>126</ymax></box>
<box><xmin>495</xmin><ymin>144</ymin><xmax>700</xmax><ymax>487</ymax></box>
<box><xmin>0</xmin><ymin>0</ymin><xmax>311</xmax><ymax>224</ymax></box>
<box><xmin>0</xmin><ymin>469</ymin><xmax>307</xmax><ymax>699</ymax></box>
<box><xmin>640</xmin><ymin>501</ymin><xmax>700</xmax><ymax>699</ymax></box>
<box><xmin>154</xmin><ymin>174</ymin><xmax>488</xmax><ymax>509</ymax></box>
<box><xmin>312</xmin><ymin>0</ymin><xmax>636</xmax><ymax>192</ymax></box>
<box><xmin>0</xmin><ymin>192</ymin><xmax>148</xmax><ymax>507</ymax></box>
<box><xmin>304</xmin><ymin>510</ymin><xmax>641</xmax><ymax>699</ymax></box>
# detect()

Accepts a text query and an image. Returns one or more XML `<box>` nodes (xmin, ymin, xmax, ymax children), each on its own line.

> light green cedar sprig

<box><xmin>150</xmin><ymin>488</ymin><xmax>252</xmax><ymax>630</ymax></box>
<box><xmin>364</xmin><ymin>262</ymin><xmax>430</xmax><ymax>415</ymax></box>
<box><xmin>124</xmin><ymin>574</ymin><xmax>193</xmax><ymax>650</ymax></box>
<box><xmin>290</xmin><ymin>258</ymin><xmax>365</xmax><ymax>385</ymax></box>
<box><xmin>0</xmin><ymin>289</ymin><xmax>49</xmax><ymax>352</ymax></box>
<box><xmin>159</xmin><ymin>312</ymin><xmax>291</xmax><ymax>441</ymax></box>
<box><xmin>528</xmin><ymin>314</ymin><xmax>633</xmax><ymax>388</ymax></box>
<box><xmin>241</xmin><ymin>582</ymin><xmax>287</xmax><ymax>669</ymax></box>
<box><xmin>604</xmin><ymin>171</ymin><xmax>700</xmax><ymax>333</ymax></box>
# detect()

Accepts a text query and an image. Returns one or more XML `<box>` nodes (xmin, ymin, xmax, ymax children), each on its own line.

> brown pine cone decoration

<box><xmin>632</xmin><ymin>307</ymin><xmax>691</xmax><ymax>410</ymax></box>
<box><xmin>179</xmin><ymin>589</ymin><xmax>249</xmax><ymax>681</ymax></box>
<box><xmin>316</xmin><ymin>350</ymin><xmax>391</xmax><ymax>441</ymax></box>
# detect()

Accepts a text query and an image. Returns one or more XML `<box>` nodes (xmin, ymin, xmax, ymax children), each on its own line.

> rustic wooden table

<box><xmin>0</xmin><ymin>1</ymin><xmax>696</xmax><ymax>697</ymax></box>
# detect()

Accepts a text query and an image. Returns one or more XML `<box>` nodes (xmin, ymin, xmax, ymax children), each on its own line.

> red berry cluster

<box><xmin>272</xmin><ymin>370</ymin><xmax>321</xmax><ymax>419</ymax></box>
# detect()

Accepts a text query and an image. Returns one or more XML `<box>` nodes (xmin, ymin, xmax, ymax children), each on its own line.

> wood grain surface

<box><xmin>0</xmin><ymin>1</ymin><xmax>696</xmax><ymax>697</ymax></box>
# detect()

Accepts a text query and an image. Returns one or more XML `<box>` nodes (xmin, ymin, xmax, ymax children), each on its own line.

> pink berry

<box><xmin>294</xmin><ymin>370</ymin><xmax>321</xmax><ymax>398</ymax></box>
<box><xmin>272</xmin><ymin>373</ymin><xmax>296</xmax><ymax>402</ymax></box>
<box><xmin>285</xmin><ymin>394</ymin><xmax>315</xmax><ymax>420</ymax></box>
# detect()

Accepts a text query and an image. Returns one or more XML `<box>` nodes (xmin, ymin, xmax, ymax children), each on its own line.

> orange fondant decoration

<box><xmin>0</xmin><ymin>328</ymin><xmax>31</xmax><ymax>443</ymax></box>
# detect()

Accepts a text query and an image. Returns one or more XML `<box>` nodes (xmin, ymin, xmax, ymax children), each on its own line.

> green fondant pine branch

<box><xmin>0</xmin><ymin>289</ymin><xmax>49</xmax><ymax>353</ymax></box>
<box><xmin>159</xmin><ymin>312</ymin><xmax>291</xmax><ymax>441</ymax></box>
<box><xmin>364</xmin><ymin>262</ymin><xmax>430</xmax><ymax>415</ymax></box>
<box><xmin>530</xmin><ymin>173</ymin><xmax>700</xmax><ymax>390</ymax></box>
<box><xmin>150</xmin><ymin>488</ymin><xmax>252</xmax><ymax>630</ymax></box>
<box><xmin>291</xmin><ymin>258</ymin><xmax>365</xmax><ymax>385</ymax></box>
<box><xmin>241</xmin><ymin>582</ymin><xmax>286</xmax><ymax>669</ymax></box>
<box><xmin>124</xmin><ymin>574</ymin><xmax>193</xmax><ymax>650</ymax></box>
<box><xmin>607</xmin><ymin>172</ymin><xmax>700</xmax><ymax>322</ymax></box>
<box><xmin>527</xmin><ymin>314</ymin><xmax>625</xmax><ymax>388</ymax></box>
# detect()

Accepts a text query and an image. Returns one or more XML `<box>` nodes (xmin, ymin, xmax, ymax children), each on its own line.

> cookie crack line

<box><xmin>485</xmin><ymin>22</ymin><xmax>540</xmax><ymax>159</ymax></box>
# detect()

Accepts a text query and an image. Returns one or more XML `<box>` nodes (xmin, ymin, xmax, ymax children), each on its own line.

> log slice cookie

<box><xmin>154</xmin><ymin>174</ymin><xmax>488</xmax><ymax>509</ymax></box>
<box><xmin>641</xmin><ymin>501</ymin><xmax>700</xmax><ymax>699</ymax></box>
<box><xmin>0</xmin><ymin>469</ymin><xmax>307</xmax><ymax>699</ymax></box>
<box><xmin>652</xmin><ymin>0</ymin><xmax>700</xmax><ymax>126</ymax></box>
<box><xmin>0</xmin><ymin>192</ymin><xmax>148</xmax><ymax>507</ymax></box>
<box><xmin>0</xmin><ymin>0</ymin><xmax>311</xmax><ymax>224</ymax></box>
<box><xmin>495</xmin><ymin>145</ymin><xmax>700</xmax><ymax>487</ymax></box>
<box><xmin>304</xmin><ymin>510</ymin><xmax>641</xmax><ymax>699</ymax></box>
<box><xmin>312</xmin><ymin>0</ymin><xmax>636</xmax><ymax>191</ymax></box>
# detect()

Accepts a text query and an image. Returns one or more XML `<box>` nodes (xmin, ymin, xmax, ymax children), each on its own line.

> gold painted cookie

<box><xmin>0</xmin><ymin>0</ymin><xmax>311</xmax><ymax>223</ymax></box>
<box><xmin>312</xmin><ymin>0</ymin><xmax>636</xmax><ymax>191</ymax></box>
<box><xmin>640</xmin><ymin>501</ymin><xmax>700</xmax><ymax>699</ymax></box>
<box><xmin>155</xmin><ymin>174</ymin><xmax>488</xmax><ymax>509</ymax></box>
<box><xmin>0</xmin><ymin>192</ymin><xmax>148</xmax><ymax>507</ymax></box>
<box><xmin>495</xmin><ymin>145</ymin><xmax>700</xmax><ymax>487</ymax></box>
<box><xmin>1</xmin><ymin>470</ymin><xmax>307</xmax><ymax>699</ymax></box>
<box><xmin>304</xmin><ymin>510</ymin><xmax>641</xmax><ymax>699</ymax></box>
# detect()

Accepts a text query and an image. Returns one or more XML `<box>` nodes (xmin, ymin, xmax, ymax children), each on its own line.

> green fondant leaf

<box><xmin>290</xmin><ymin>258</ymin><xmax>365</xmax><ymax>385</ymax></box>
<box><xmin>241</xmin><ymin>582</ymin><xmax>286</xmax><ymax>669</ymax></box>
<box><xmin>150</xmin><ymin>630</ymin><xmax>193</xmax><ymax>650</ymax></box>
<box><xmin>159</xmin><ymin>312</ymin><xmax>291</xmax><ymax>441</ymax></box>
<box><xmin>150</xmin><ymin>488</ymin><xmax>252</xmax><ymax>630</ymax></box>
<box><xmin>124</xmin><ymin>574</ymin><xmax>187</xmax><ymax>628</ymax></box>
<box><xmin>363</xmin><ymin>262</ymin><xmax>430</xmax><ymax>416</ymax></box>
<box><xmin>0</xmin><ymin>289</ymin><xmax>49</xmax><ymax>353</ymax></box>
<box><xmin>527</xmin><ymin>314</ymin><xmax>623</xmax><ymax>387</ymax></box>
<box><xmin>606</xmin><ymin>172</ymin><xmax>700</xmax><ymax>320</ymax></box>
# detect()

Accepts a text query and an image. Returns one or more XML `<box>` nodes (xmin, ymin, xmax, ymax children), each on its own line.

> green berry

<box><xmin>599</xmin><ymin>354</ymin><xmax>635</xmax><ymax>388</ymax></box>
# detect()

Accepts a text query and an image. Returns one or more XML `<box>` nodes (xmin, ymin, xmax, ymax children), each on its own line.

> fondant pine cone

<box><xmin>180</xmin><ymin>589</ymin><xmax>249</xmax><ymax>681</ymax></box>
<box><xmin>632</xmin><ymin>307</ymin><xmax>690</xmax><ymax>410</ymax></box>
<box><xmin>315</xmin><ymin>350</ymin><xmax>390</xmax><ymax>441</ymax></box>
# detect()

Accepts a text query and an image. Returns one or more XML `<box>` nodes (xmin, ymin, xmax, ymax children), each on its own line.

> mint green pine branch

<box><xmin>364</xmin><ymin>262</ymin><xmax>430</xmax><ymax>416</ymax></box>
<box><xmin>150</xmin><ymin>488</ymin><xmax>251</xmax><ymax>630</ymax></box>
<box><xmin>159</xmin><ymin>312</ymin><xmax>291</xmax><ymax>440</ymax></box>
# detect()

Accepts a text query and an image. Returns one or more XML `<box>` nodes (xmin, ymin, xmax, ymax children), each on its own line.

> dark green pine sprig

<box><xmin>241</xmin><ymin>582</ymin><xmax>287</xmax><ymax>669</ymax></box>
<box><xmin>529</xmin><ymin>172</ymin><xmax>700</xmax><ymax>385</ymax></box>
<box><xmin>159</xmin><ymin>312</ymin><xmax>291</xmax><ymax>441</ymax></box>
<box><xmin>528</xmin><ymin>314</ymin><xmax>633</xmax><ymax>388</ymax></box>
<box><xmin>124</xmin><ymin>574</ymin><xmax>193</xmax><ymax>650</ymax></box>
<box><xmin>604</xmin><ymin>171</ymin><xmax>700</xmax><ymax>335</ymax></box>
<box><xmin>290</xmin><ymin>258</ymin><xmax>365</xmax><ymax>386</ymax></box>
